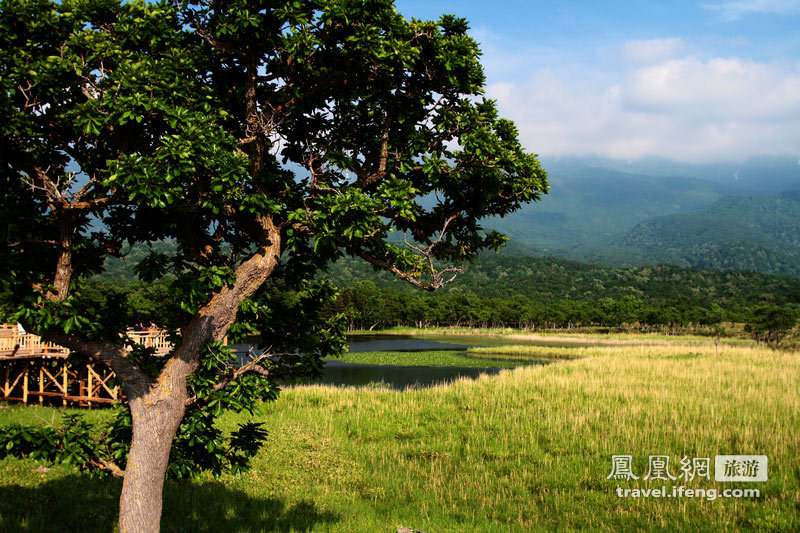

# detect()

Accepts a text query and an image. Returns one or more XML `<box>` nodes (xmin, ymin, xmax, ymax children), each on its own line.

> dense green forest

<box><xmin>86</xmin><ymin>242</ymin><xmax>800</xmax><ymax>342</ymax></box>
<box><xmin>100</xmin><ymin>241</ymin><xmax>800</xmax><ymax>305</ymax></box>
<box><xmin>620</xmin><ymin>190</ymin><xmax>800</xmax><ymax>276</ymax></box>
<box><xmin>328</xmin><ymin>280</ymin><xmax>797</xmax><ymax>343</ymax></box>
<box><xmin>324</xmin><ymin>253</ymin><xmax>800</xmax><ymax>307</ymax></box>
<box><xmin>324</xmin><ymin>254</ymin><xmax>799</xmax><ymax>338</ymax></box>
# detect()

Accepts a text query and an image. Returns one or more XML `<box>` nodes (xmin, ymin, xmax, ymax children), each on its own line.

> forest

<box><xmin>49</xmin><ymin>244</ymin><xmax>798</xmax><ymax>345</ymax></box>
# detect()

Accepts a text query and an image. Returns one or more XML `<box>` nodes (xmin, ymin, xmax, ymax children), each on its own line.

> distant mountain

<box><xmin>618</xmin><ymin>190</ymin><xmax>800</xmax><ymax>277</ymax></box>
<box><xmin>479</xmin><ymin>155</ymin><xmax>800</xmax><ymax>276</ymax></box>
<box><xmin>540</xmin><ymin>154</ymin><xmax>800</xmax><ymax>193</ymax></box>
<box><xmin>484</xmin><ymin>159</ymin><xmax>736</xmax><ymax>259</ymax></box>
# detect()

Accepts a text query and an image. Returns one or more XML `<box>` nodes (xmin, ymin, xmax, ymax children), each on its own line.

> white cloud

<box><xmin>623</xmin><ymin>38</ymin><xmax>684</xmax><ymax>63</ymax></box>
<box><xmin>703</xmin><ymin>0</ymin><xmax>800</xmax><ymax>21</ymax></box>
<box><xmin>622</xmin><ymin>57</ymin><xmax>800</xmax><ymax>120</ymax></box>
<box><xmin>486</xmin><ymin>57</ymin><xmax>800</xmax><ymax>162</ymax></box>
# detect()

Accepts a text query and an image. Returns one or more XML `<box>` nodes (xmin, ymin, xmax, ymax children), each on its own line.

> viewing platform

<box><xmin>0</xmin><ymin>325</ymin><xmax>176</xmax><ymax>406</ymax></box>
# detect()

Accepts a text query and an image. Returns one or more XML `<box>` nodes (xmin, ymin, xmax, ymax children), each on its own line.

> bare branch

<box><xmin>184</xmin><ymin>347</ymin><xmax>274</xmax><ymax>407</ymax></box>
<box><xmin>357</xmin><ymin>212</ymin><xmax>463</xmax><ymax>290</ymax></box>
<box><xmin>356</xmin><ymin>250</ymin><xmax>461</xmax><ymax>291</ymax></box>
<box><xmin>17</xmin><ymin>80</ymin><xmax>43</xmax><ymax>110</ymax></box>
<box><xmin>91</xmin><ymin>457</ymin><xmax>125</xmax><ymax>478</ymax></box>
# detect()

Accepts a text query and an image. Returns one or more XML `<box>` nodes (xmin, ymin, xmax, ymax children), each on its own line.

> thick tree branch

<box><xmin>49</xmin><ymin>213</ymin><xmax>75</xmax><ymax>300</ymax></box>
<box><xmin>356</xmin><ymin>114</ymin><xmax>393</xmax><ymax>188</ymax></box>
<box><xmin>158</xmin><ymin>215</ymin><xmax>282</xmax><ymax>388</ymax></box>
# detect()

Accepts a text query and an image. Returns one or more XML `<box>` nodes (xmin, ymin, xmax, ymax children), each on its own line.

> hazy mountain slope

<box><xmin>540</xmin><ymin>155</ymin><xmax>800</xmax><ymax>193</ymax></box>
<box><xmin>620</xmin><ymin>190</ymin><xmax>800</xmax><ymax>277</ymax></box>
<box><xmin>479</xmin><ymin>156</ymin><xmax>800</xmax><ymax>274</ymax></box>
<box><xmin>485</xmin><ymin>162</ymin><xmax>733</xmax><ymax>257</ymax></box>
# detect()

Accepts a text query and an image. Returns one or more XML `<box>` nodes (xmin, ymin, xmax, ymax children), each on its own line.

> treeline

<box><xmin>325</xmin><ymin>254</ymin><xmax>800</xmax><ymax>306</ymax></box>
<box><xmin>326</xmin><ymin>281</ymin><xmax>798</xmax><ymax>344</ymax></box>
<box><xmin>3</xmin><ymin>278</ymin><xmax>795</xmax><ymax>346</ymax></box>
<box><xmin>103</xmin><ymin>242</ymin><xmax>800</xmax><ymax>306</ymax></box>
<box><xmin>60</xmin><ymin>242</ymin><xmax>800</xmax><ymax>345</ymax></box>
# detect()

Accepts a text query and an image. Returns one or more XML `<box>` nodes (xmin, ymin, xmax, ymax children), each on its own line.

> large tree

<box><xmin>0</xmin><ymin>0</ymin><xmax>548</xmax><ymax>530</ymax></box>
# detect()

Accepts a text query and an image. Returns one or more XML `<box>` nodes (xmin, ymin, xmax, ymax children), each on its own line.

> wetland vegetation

<box><xmin>2</xmin><ymin>330</ymin><xmax>798</xmax><ymax>531</ymax></box>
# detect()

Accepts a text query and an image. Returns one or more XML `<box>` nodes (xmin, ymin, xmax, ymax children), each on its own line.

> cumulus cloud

<box><xmin>622</xmin><ymin>38</ymin><xmax>684</xmax><ymax>63</ymax></box>
<box><xmin>485</xmin><ymin>57</ymin><xmax>800</xmax><ymax>162</ymax></box>
<box><xmin>623</xmin><ymin>57</ymin><xmax>800</xmax><ymax>119</ymax></box>
<box><xmin>703</xmin><ymin>0</ymin><xmax>800</xmax><ymax>21</ymax></box>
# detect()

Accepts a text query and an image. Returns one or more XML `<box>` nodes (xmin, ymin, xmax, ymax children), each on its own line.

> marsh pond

<box><xmin>319</xmin><ymin>334</ymin><xmax>579</xmax><ymax>389</ymax></box>
<box><xmin>231</xmin><ymin>334</ymin><xmax>588</xmax><ymax>389</ymax></box>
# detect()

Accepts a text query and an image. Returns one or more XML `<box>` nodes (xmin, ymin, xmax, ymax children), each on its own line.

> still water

<box><xmin>347</xmin><ymin>335</ymin><xmax>474</xmax><ymax>352</ymax></box>
<box><xmin>233</xmin><ymin>334</ymin><xmax>560</xmax><ymax>390</ymax></box>
<box><xmin>319</xmin><ymin>335</ymin><xmax>526</xmax><ymax>390</ymax></box>
<box><xmin>317</xmin><ymin>360</ymin><xmax>504</xmax><ymax>389</ymax></box>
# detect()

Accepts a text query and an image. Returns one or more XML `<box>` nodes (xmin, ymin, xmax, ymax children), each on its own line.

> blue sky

<box><xmin>395</xmin><ymin>0</ymin><xmax>800</xmax><ymax>162</ymax></box>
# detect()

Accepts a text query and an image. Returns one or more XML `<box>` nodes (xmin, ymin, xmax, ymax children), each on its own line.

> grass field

<box><xmin>1</xmin><ymin>333</ymin><xmax>798</xmax><ymax>532</ymax></box>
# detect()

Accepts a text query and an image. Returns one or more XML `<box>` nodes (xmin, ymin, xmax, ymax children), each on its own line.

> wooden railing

<box><xmin>124</xmin><ymin>329</ymin><xmax>174</xmax><ymax>355</ymax></box>
<box><xmin>2</xmin><ymin>358</ymin><xmax>120</xmax><ymax>406</ymax></box>
<box><xmin>0</xmin><ymin>330</ymin><xmax>71</xmax><ymax>358</ymax></box>
<box><xmin>0</xmin><ymin>325</ymin><xmax>174</xmax><ymax>406</ymax></box>
<box><xmin>0</xmin><ymin>326</ymin><xmax>175</xmax><ymax>358</ymax></box>
<box><xmin>0</xmin><ymin>325</ymin><xmax>233</xmax><ymax>406</ymax></box>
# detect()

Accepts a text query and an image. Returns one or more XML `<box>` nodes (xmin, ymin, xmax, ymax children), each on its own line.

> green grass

<box><xmin>1</xmin><ymin>334</ymin><xmax>799</xmax><ymax>532</ymax></box>
<box><xmin>465</xmin><ymin>344</ymin><xmax>587</xmax><ymax>361</ymax></box>
<box><xmin>326</xmin><ymin>350</ymin><xmax>526</xmax><ymax>367</ymax></box>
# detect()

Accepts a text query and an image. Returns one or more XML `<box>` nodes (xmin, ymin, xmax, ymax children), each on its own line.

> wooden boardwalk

<box><xmin>0</xmin><ymin>325</ymin><xmax>174</xmax><ymax>406</ymax></box>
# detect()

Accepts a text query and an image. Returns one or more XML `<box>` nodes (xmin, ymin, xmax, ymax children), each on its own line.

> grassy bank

<box><xmin>350</xmin><ymin>325</ymin><xmax>760</xmax><ymax>347</ymax></box>
<box><xmin>2</xmin><ymin>334</ymin><xmax>799</xmax><ymax>531</ymax></box>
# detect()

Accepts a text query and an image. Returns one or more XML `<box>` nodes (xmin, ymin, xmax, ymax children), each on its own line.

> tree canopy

<box><xmin>0</xmin><ymin>0</ymin><xmax>547</xmax><ymax>530</ymax></box>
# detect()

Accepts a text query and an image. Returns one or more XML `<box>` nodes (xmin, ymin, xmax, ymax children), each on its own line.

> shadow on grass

<box><xmin>0</xmin><ymin>474</ymin><xmax>340</xmax><ymax>532</ymax></box>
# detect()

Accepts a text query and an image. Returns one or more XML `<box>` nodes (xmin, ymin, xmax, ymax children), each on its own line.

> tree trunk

<box><xmin>115</xmin><ymin>225</ymin><xmax>280</xmax><ymax>532</ymax></box>
<box><xmin>119</xmin><ymin>385</ymin><xmax>187</xmax><ymax>533</ymax></box>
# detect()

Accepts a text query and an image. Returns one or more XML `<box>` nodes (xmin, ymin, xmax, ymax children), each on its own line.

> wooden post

<box><xmin>22</xmin><ymin>364</ymin><xmax>28</xmax><ymax>404</ymax></box>
<box><xmin>39</xmin><ymin>365</ymin><xmax>44</xmax><ymax>404</ymax></box>
<box><xmin>62</xmin><ymin>361</ymin><xmax>68</xmax><ymax>407</ymax></box>
<box><xmin>3</xmin><ymin>364</ymin><xmax>9</xmax><ymax>399</ymax></box>
<box><xmin>87</xmin><ymin>364</ymin><xmax>94</xmax><ymax>408</ymax></box>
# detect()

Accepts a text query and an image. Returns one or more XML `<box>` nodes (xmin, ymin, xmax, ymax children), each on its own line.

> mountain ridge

<box><xmin>480</xmin><ymin>156</ymin><xmax>800</xmax><ymax>276</ymax></box>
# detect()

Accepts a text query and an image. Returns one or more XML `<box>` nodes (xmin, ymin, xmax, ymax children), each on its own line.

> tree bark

<box><xmin>117</xmin><ymin>226</ymin><xmax>281</xmax><ymax>532</ymax></box>
<box><xmin>119</xmin><ymin>383</ymin><xmax>187</xmax><ymax>533</ymax></box>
